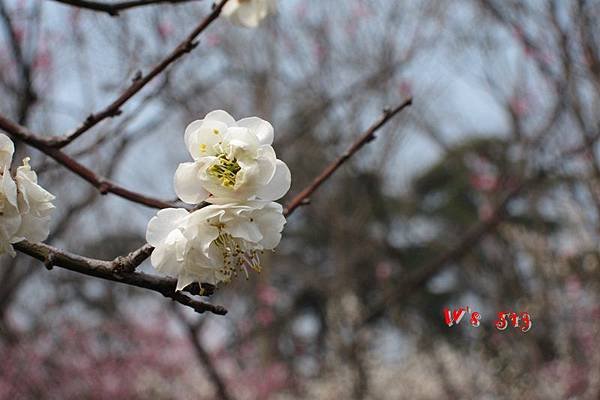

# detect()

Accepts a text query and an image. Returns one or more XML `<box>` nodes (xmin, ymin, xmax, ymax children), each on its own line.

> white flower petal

<box><xmin>14</xmin><ymin>215</ymin><xmax>51</xmax><ymax>243</ymax></box>
<box><xmin>222</xmin><ymin>0</ymin><xmax>276</xmax><ymax>28</ymax></box>
<box><xmin>0</xmin><ymin>136</ymin><xmax>54</xmax><ymax>255</ymax></box>
<box><xmin>204</xmin><ymin>110</ymin><xmax>237</xmax><ymax>127</ymax></box>
<box><xmin>16</xmin><ymin>158</ymin><xmax>55</xmax><ymax>216</ymax></box>
<box><xmin>0</xmin><ymin>211</ymin><xmax>21</xmax><ymax>255</ymax></box>
<box><xmin>255</xmin><ymin>160</ymin><xmax>291</xmax><ymax>201</ymax></box>
<box><xmin>226</xmin><ymin>219</ymin><xmax>263</xmax><ymax>243</ymax></box>
<box><xmin>2</xmin><ymin>166</ymin><xmax>18</xmax><ymax>208</ymax></box>
<box><xmin>0</xmin><ymin>134</ymin><xmax>14</xmax><ymax>169</ymax></box>
<box><xmin>186</xmin><ymin>120</ymin><xmax>229</xmax><ymax>159</ymax></box>
<box><xmin>186</xmin><ymin>217</ymin><xmax>220</xmax><ymax>255</ymax></box>
<box><xmin>235</xmin><ymin>3</ymin><xmax>264</xmax><ymax>27</ymax></box>
<box><xmin>184</xmin><ymin>120</ymin><xmax>204</xmax><ymax>150</ymax></box>
<box><xmin>225</xmin><ymin>127</ymin><xmax>260</xmax><ymax>155</ymax></box>
<box><xmin>256</xmin><ymin>211</ymin><xmax>285</xmax><ymax>249</ymax></box>
<box><xmin>174</xmin><ymin>162</ymin><xmax>210</xmax><ymax>204</ymax></box>
<box><xmin>176</xmin><ymin>271</ymin><xmax>197</xmax><ymax>291</ymax></box>
<box><xmin>177</xmin><ymin>266</ymin><xmax>217</xmax><ymax>290</ymax></box>
<box><xmin>151</xmin><ymin>229</ymin><xmax>189</xmax><ymax>278</ymax></box>
<box><xmin>145</xmin><ymin>208</ymin><xmax>190</xmax><ymax>247</ymax></box>
<box><xmin>237</xmin><ymin>117</ymin><xmax>274</xmax><ymax>145</ymax></box>
<box><xmin>253</xmin><ymin>145</ymin><xmax>277</xmax><ymax>185</ymax></box>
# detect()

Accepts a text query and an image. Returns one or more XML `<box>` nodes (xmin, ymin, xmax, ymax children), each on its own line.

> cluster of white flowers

<box><xmin>0</xmin><ymin>134</ymin><xmax>55</xmax><ymax>257</ymax></box>
<box><xmin>146</xmin><ymin>111</ymin><xmax>290</xmax><ymax>290</ymax></box>
<box><xmin>222</xmin><ymin>0</ymin><xmax>277</xmax><ymax>28</ymax></box>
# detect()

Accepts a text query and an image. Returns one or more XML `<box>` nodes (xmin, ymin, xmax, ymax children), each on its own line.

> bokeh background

<box><xmin>1</xmin><ymin>0</ymin><xmax>600</xmax><ymax>398</ymax></box>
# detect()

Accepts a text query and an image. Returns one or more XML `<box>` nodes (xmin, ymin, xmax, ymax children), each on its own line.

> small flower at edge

<box><xmin>222</xmin><ymin>0</ymin><xmax>277</xmax><ymax>28</ymax></box>
<box><xmin>0</xmin><ymin>134</ymin><xmax>55</xmax><ymax>257</ymax></box>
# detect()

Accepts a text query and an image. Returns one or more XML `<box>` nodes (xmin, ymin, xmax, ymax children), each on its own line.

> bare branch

<box><xmin>48</xmin><ymin>0</ymin><xmax>229</xmax><ymax>147</ymax></box>
<box><xmin>0</xmin><ymin>113</ymin><xmax>177</xmax><ymax>209</ymax></box>
<box><xmin>112</xmin><ymin>244</ymin><xmax>155</xmax><ymax>272</ymax></box>
<box><xmin>8</xmin><ymin>97</ymin><xmax>413</xmax><ymax>317</ymax></box>
<box><xmin>174</xmin><ymin>310</ymin><xmax>236</xmax><ymax>400</ymax></box>
<box><xmin>284</xmin><ymin>98</ymin><xmax>413</xmax><ymax>216</ymax></box>
<box><xmin>13</xmin><ymin>241</ymin><xmax>227</xmax><ymax>315</ymax></box>
<box><xmin>50</xmin><ymin>0</ymin><xmax>202</xmax><ymax>16</ymax></box>
<box><xmin>113</xmin><ymin>98</ymin><xmax>414</xmax><ymax>274</ymax></box>
<box><xmin>0</xmin><ymin>0</ymin><xmax>36</xmax><ymax>124</ymax></box>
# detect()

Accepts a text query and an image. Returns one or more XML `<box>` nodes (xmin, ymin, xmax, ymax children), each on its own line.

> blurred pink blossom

<box><xmin>156</xmin><ymin>21</ymin><xmax>174</xmax><ymax>40</ymax></box>
<box><xmin>509</xmin><ymin>96</ymin><xmax>529</xmax><ymax>116</ymax></box>
<box><xmin>257</xmin><ymin>308</ymin><xmax>275</xmax><ymax>327</ymax></box>
<box><xmin>399</xmin><ymin>80</ymin><xmax>412</xmax><ymax>97</ymax></box>
<box><xmin>470</xmin><ymin>174</ymin><xmax>498</xmax><ymax>192</ymax></box>
<box><xmin>258</xmin><ymin>284</ymin><xmax>280</xmax><ymax>306</ymax></box>
<box><xmin>376</xmin><ymin>261</ymin><xmax>393</xmax><ymax>281</ymax></box>
<box><xmin>206</xmin><ymin>33</ymin><xmax>222</xmax><ymax>48</ymax></box>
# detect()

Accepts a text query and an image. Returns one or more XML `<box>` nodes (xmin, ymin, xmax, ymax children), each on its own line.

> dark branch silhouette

<box><xmin>50</xmin><ymin>0</ymin><xmax>202</xmax><ymax>16</ymax></box>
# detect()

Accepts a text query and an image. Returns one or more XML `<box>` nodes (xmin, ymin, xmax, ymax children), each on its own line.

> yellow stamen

<box><xmin>212</xmin><ymin>229</ymin><xmax>262</xmax><ymax>283</ymax></box>
<box><xmin>207</xmin><ymin>154</ymin><xmax>241</xmax><ymax>188</ymax></box>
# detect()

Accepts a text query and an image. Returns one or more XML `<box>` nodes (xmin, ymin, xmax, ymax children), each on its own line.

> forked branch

<box><xmin>0</xmin><ymin>114</ymin><xmax>177</xmax><ymax>209</ymax></box>
<box><xmin>49</xmin><ymin>0</ymin><xmax>229</xmax><ymax>147</ymax></box>
<box><xmin>10</xmin><ymin>98</ymin><xmax>412</xmax><ymax>316</ymax></box>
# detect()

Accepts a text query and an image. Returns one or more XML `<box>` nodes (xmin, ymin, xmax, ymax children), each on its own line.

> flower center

<box><xmin>207</xmin><ymin>154</ymin><xmax>241</xmax><ymax>188</ymax></box>
<box><xmin>213</xmin><ymin>230</ymin><xmax>262</xmax><ymax>282</ymax></box>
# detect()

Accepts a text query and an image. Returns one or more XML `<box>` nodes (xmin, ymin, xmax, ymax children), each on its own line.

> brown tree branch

<box><xmin>50</xmin><ymin>0</ymin><xmax>202</xmax><ymax>16</ymax></box>
<box><xmin>13</xmin><ymin>241</ymin><xmax>226</xmax><ymax>315</ymax></box>
<box><xmin>284</xmin><ymin>98</ymin><xmax>413</xmax><ymax>216</ymax></box>
<box><xmin>0</xmin><ymin>114</ymin><xmax>177</xmax><ymax>209</ymax></box>
<box><xmin>113</xmin><ymin>98</ymin><xmax>414</xmax><ymax>273</ymax></box>
<box><xmin>48</xmin><ymin>0</ymin><xmax>229</xmax><ymax>148</ymax></box>
<box><xmin>174</xmin><ymin>311</ymin><xmax>236</xmax><ymax>400</ymax></box>
<box><xmin>9</xmin><ymin>97</ymin><xmax>411</xmax><ymax>317</ymax></box>
<box><xmin>0</xmin><ymin>0</ymin><xmax>36</xmax><ymax>124</ymax></box>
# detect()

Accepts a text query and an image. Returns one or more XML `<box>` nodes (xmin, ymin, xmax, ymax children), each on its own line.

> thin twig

<box><xmin>0</xmin><ymin>113</ymin><xmax>177</xmax><ymax>209</ymax></box>
<box><xmin>50</xmin><ymin>0</ymin><xmax>201</xmax><ymax>16</ymax></box>
<box><xmin>0</xmin><ymin>0</ymin><xmax>36</xmax><ymax>124</ymax></box>
<box><xmin>174</xmin><ymin>310</ymin><xmax>235</xmax><ymax>400</ymax></box>
<box><xmin>48</xmin><ymin>0</ymin><xmax>229</xmax><ymax>147</ymax></box>
<box><xmin>284</xmin><ymin>98</ymin><xmax>413</xmax><ymax>217</ymax></box>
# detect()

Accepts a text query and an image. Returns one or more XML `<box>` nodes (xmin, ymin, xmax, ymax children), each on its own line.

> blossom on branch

<box><xmin>0</xmin><ymin>134</ymin><xmax>55</xmax><ymax>256</ymax></box>
<box><xmin>14</xmin><ymin>158</ymin><xmax>58</xmax><ymax>242</ymax></box>
<box><xmin>146</xmin><ymin>200</ymin><xmax>286</xmax><ymax>289</ymax></box>
<box><xmin>175</xmin><ymin>110</ymin><xmax>290</xmax><ymax>203</ymax></box>
<box><xmin>222</xmin><ymin>0</ymin><xmax>277</xmax><ymax>28</ymax></box>
<box><xmin>147</xmin><ymin>110</ymin><xmax>290</xmax><ymax>290</ymax></box>
<box><xmin>0</xmin><ymin>136</ymin><xmax>20</xmax><ymax>256</ymax></box>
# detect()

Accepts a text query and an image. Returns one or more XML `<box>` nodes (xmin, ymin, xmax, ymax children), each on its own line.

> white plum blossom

<box><xmin>174</xmin><ymin>110</ymin><xmax>290</xmax><ymax>204</ymax></box>
<box><xmin>14</xmin><ymin>158</ymin><xmax>56</xmax><ymax>243</ymax></box>
<box><xmin>0</xmin><ymin>133</ymin><xmax>55</xmax><ymax>257</ymax></box>
<box><xmin>148</xmin><ymin>110</ymin><xmax>290</xmax><ymax>289</ymax></box>
<box><xmin>222</xmin><ymin>0</ymin><xmax>277</xmax><ymax>28</ymax></box>
<box><xmin>0</xmin><ymin>135</ymin><xmax>21</xmax><ymax>256</ymax></box>
<box><xmin>146</xmin><ymin>200</ymin><xmax>286</xmax><ymax>290</ymax></box>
